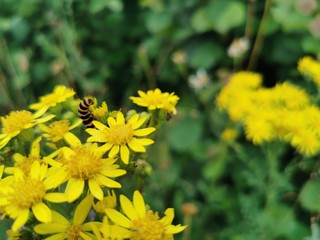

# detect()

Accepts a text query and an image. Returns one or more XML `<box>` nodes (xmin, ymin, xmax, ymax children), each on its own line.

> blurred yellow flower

<box><xmin>86</xmin><ymin>112</ymin><xmax>155</xmax><ymax>164</ymax></box>
<box><xmin>29</xmin><ymin>85</ymin><xmax>75</xmax><ymax>113</ymax></box>
<box><xmin>298</xmin><ymin>56</ymin><xmax>320</xmax><ymax>84</ymax></box>
<box><xmin>130</xmin><ymin>88</ymin><xmax>179</xmax><ymax>114</ymax></box>
<box><xmin>221</xmin><ymin>128</ymin><xmax>238</xmax><ymax>141</ymax></box>
<box><xmin>34</xmin><ymin>194</ymin><xmax>99</xmax><ymax>240</ymax></box>
<box><xmin>0</xmin><ymin>110</ymin><xmax>54</xmax><ymax>149</ymax></box>
<box><xmin>106</xmin><ymin>190</ymin><xmax>187</xmax><ymax>240</ymax></box>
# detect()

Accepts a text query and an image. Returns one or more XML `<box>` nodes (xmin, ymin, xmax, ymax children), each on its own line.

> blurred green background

<box><xmin>1</xmin><ymin>0</ymin><xmax>320</xmax><ymax>239</ymax></box>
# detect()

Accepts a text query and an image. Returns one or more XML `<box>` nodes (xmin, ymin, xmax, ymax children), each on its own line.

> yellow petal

<box><xmin>120</xmin><ymin>145</ymin><xmax>130</xmax><ymax>164</ymax></box>
<box><xmin>116</xmin><ymin>112</ymin><xmax>125</xmax><ymax>124</ymax></box>
<box><xmin>105</xmin><ymin>208</ymin><xmax>131</xmax><ymax>228</ymax></box>
<box><xmin>127</xmin><ymin>114</ymin><xmax>139</xmax><ymax>126</ymax></box>
<box><xmin>66</xmin><ymin>178</ymin><xmax>85</xmax><ymax>202</ymax></box>
<box><xmin>127</xmin><ymin>138</ymin><xmax>146</xmax><ymax>152</ymax></box>
<box><xmin>107</xmin><ymin>116</ymin><xmax>117</xmax><ymax>126</ymax></box>
<box><xmin>52</xmin><ymin>210</ymin><xmax>69</xmax><ymax>225</ymax></box>
<box><xmin>32</xmin><ymin>202</ymin><xmax>52</xmax><ymax>223</ymax></box>
<box><xmin>30</xmin><ymin>161</ymin><xmax>41</xmax><ymax>179</ymax></box>
<box><xmin>44</xmin><ymin>193</ymin><xmax>67</xmax><ymax>203</ymax></box>
<box><xmin>133</xmin><ymin>191</ymin><xmax>146</xmax><ymax>218</ymax></box>
<box><xmin>97</xmin><ymin>175</ymin><xmax>121</xmax><ymax>188</ymax></box>
<box><xmin>132</xmin><ymin>116</ymin><xmax>147</xmax><ymax>129</ymax></box>
<box><xmin>100</xmin><ymin>169</ymin><xmax>126</xmax><ymax>178</ymax></box>
<box><xmin>136</xmin><ymin>138</ymin><xmax>154</xmax><ymax>146</ymax></box>
<box><xmin>30</xmin><ymin>136</ymin><xmax>42</xmax><ymax>157</ymax></box>
<box><xmin>44</xmin><ymin>233</ymin><xmax>68</xmax><ymax>240</ymax></box>
<box><xmin>64</xmin><ymin>132</ymin><xmax>81</xmax><ymax>146</ymax></box>
<box><xmin>34</xmin><ymin>223</ymin><xmax>68</xmax><ymax>234</ymax></box>
<box><xmin>134</xmin><ymin>127</ymin><xmax>156</xmax><ymax>136</ymax></box>
<box><xmin>36</xmin><ymin>114</ymin><xmax>55</xmax><ymax>123</ymax></box>
<box><xmin>109</xmin><ymin>145</ymin><xmax>120</xmax><ymax>157</ymax></box>
<box><xmin>88</xmin><ymin>179</ymin><xmax>103</xmax><ymax>200</ymax></box>
<box><xmin>166</xmin><ymin>224</ymin><xmax>187</xmax><ymax>234</ymax></box>
<box><xmin>120</xmin><ymin>194</ymin><xmax>138</xmax><ymax>220</ymax></box>
<box><xmin>91</xmin><ymin>120</ymin><xmax>107</xmax><ymax>130</ymax></box>
<box><xmin>74</xmin><ymin>194</ymin><xmax>93</xmax><ymax>225</ymax></box>
<box><xmin>12</xmin><ymin>209</ymin><xmax>29</xmax><ymax>232</ymax></box>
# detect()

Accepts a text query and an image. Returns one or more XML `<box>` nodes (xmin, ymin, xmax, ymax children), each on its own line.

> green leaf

<box><xmin>188</xmin><ymin>40</ymin><xmax>223</xmax><ymax>69</ymax></box>
<box><xmin>207</xmin><ymin>1</ymin><xmax>245</xmax><ymax>34</ymax></box>
<box><xmin>302</xmin><ymin>36</ymin><xmax>320</xmax><ymax>54</ymax></box>
<box><xmin>168</xmin><ymin>116</ymin><xmax>203</xmax><ymax>152</ymax></box>
<box><xmin>146</xmin><ymin>11</ymin><xmax>172</xmax><ymax>34</ymax></box>
<box><xmin>299</xmin><ymin>179</ymin><xmax>320</xmax><ymax>211</ymax></box>
<box><xmin>190</xmin><ymin>7</ymin><xmax>211</xmax><ymax>33</ymax></box>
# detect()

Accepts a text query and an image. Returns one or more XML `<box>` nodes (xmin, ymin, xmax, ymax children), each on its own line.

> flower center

<box><xmin>2</xmin><ymin>111</ymin><xmax>34</xmax><ymax>134</ymax></box>
<box><xmin>15</xmin><ymin>156</ymin><xmax>42</xmax><ymax>176</ymax></box>
<box><xmin>66</xmin><ymin>225</ymin><xmax>83</xmax><ymax>240</ymax></box>
<box><xmin>48</xmin><ymin>120</ymin><xmax>70</xmax><ymax>141</ymax></box>
<box><xmin>67</xmin><ymin>144</ymin><xmax>103</xmax><ymax>179</ymax></box>
<box><xmin>131</xmin><ymin>211</ymin><xmax>170</xmax><ymax>240</ymax></box>
<box><xmin>9</xmin><ymin>177</ymin><xmax>46</xmax><ymax>209</ymax></box>
<box><xmin>104</xmin><ymin>124</ymin><xmax>134</xmax><ymax>145</ymax></box>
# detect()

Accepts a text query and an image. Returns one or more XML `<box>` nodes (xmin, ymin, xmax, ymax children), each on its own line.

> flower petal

<box><xmin>120</xmin><ymin>145</ymin><xmax>130</xmax><ymax>164</ymax></box>
<box><xmin>106</xmin><ymin>208</ymin><xmax>131</xmax><ymax>228</ymax></box>
<box><xmin>109</xmin><ymin>145</ymin><xmax>120</xmax><ymax>157</ymax></box>
<box><xmin>64</xmin><ymin>132</ymin><xmax>81</xmax><ymax>146</ymax></box>
<box><xmin>44</xmin><ymin>193</ymin><xmax>67</xmax><ymax>203</ymax></box>
<box><xmin>74</xmin><ymin>194</ymin><xmax>93</xmax><ymax>225</ymax></box>
<box><xmin>88</xmin><ymin>179</ymin><xmax>104</xmax><ymax>200</ymax></box>
<box><xmin>34</xmin><ymin>223</ymin><xmax>68</xmax><ymax>234</ymax></box>
<box><xmin>120</xmin><ymin>194</ymin><xmax>138</xmax><ymax>220</ymax></box>
<box><xmin>12</xmin><ymin>209</ymin><xmax>29</xmax><ymax>232</ymax></box>
<box><xmin>66</xmin><ymin>178</ymin><xmax>85</xmax><ymax>202</ymax></box>
<box><xmin>32</xmin><ymin>202</ymin><xmax>52</xmax><ymax>223</ymax></box>
<box><xmin>134</xmin><ymin>127</ymin><xmax>156</xmax><ymax>136</ymax></box>
<box><xmin>127</xmin><ymin>138</ymin><xmax>146</xmax><ymax>152</ymax></box>
<box><xmin>133</xmin><ymin>191</ymin><xmax>146</xmax><ymax>218</ymax></box>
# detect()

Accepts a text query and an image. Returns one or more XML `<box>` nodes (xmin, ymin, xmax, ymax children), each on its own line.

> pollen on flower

<box><xmin>9</xmin><ymin>178</ymin><xmax>46</xmax><ymax>209</ymax></box>
<box><xmin>131</xmin><ymin>211</ymin><xmax>170</xmax><ymax>240</ymax></box>
<box><xmin>67</xmin><ymin>144</ymin><xmax>104</xmax><ymax>179</ymax></box>
<box><xmin>66</xmin><ymin>225</ymin><xmax>83</xmax><ymax>239</ymax></box>
<box><xmin>15</xmin><ymin>156</ymin><xmax>41</xmax><ymax>175</ymax></box>
<box><xmin>47</xmin><ymin>120</ymin><xmax>70</xmax><ymax>141</ymax></box>
<box><xmin>104</xmin><ymin>124</ymin><xmax>134</xmax><ymax>145</ymax></box>
<box><xmin>2</xmin><ymin>111</ymin><xmax>34</xmax><ymax>134</ymax></box>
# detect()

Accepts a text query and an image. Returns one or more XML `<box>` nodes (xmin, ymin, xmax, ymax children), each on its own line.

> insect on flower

<box><xmin>78</xmin><ymin>97</ymin><xmax>96</xmax><ymax>128</ymax></box>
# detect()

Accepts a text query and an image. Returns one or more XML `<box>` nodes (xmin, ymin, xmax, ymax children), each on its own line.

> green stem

<box><xmin>247</xmin><ymin>0</ymin><xmax>272</xmax><ymax>70</ymax></box>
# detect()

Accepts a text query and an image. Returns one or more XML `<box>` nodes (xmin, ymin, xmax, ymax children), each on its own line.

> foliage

<box><xmin>1</xmin><ymin>0</ymin><xmax>320</xmax><ymax>239</ymax></box>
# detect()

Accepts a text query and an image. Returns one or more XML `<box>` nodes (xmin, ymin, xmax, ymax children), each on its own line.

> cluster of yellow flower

<box><xmin>0</xmin><ymin>86</ymin><xmax>185</xmax><ymax>239</ymax></box>
<box><xmin>217</xmin><ymin>61</ymin><xmax>320</xmax><ymax>156</ymax></box>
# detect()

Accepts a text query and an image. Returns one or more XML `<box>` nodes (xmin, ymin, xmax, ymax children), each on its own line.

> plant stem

<box><xmin>247</xmin><ymin>0</ymin><xmax>272</xmax><ymax>70</ymax></box>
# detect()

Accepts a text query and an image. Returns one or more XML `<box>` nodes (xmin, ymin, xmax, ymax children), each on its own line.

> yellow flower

<box><xmin>0</xmin><ymin>161</ymin><xmax>66</xmax><ymax>232</ymax></box>
<box><xmin>5</xmin><ymin>136</ymin><xmax>49</xmax><ymax>176</ymax></box>
<box><xmin>106</xmin><ymin>190</ymin><xmax>187</xmax><ymax>240</ymax></box>
<box><xmin>29</xmin><ymin>85</ymin><xmax>75</xmax><ymax>113</ymax></box>
<box><xmin>0</xmin><ymin>110</ymin><xmax>54</xmax><ymax>149</ymax></box>
<box><xmin>6</xmin><ymin>229</ymin><xmax>21</xmax><ymax>240</ymax></box>
<box><xmin>221</xmin><ymin>128</ymin><xmax>238</xmax><ymax>141</ymax></box>
<box><xmin>244</xmin><ymin>113</ymin><xmax>275</xmax><ymax>145</ymax></box>
<box><xmin>92</xmin><ymin>101</ymin><xmax>108</xmax><ymax>120</ymax></box>
<box><xmin>291</xmin><ymin>129</ymin><xmax>320</xmax><ymax>156</ymax></box>
<box><xmin>93</xmin><ymin>190</ymin><xmax>117</xmax><ymax>214</ymax></box>
<box><xmin>45</xmin><ymin>136</ymin><xmax>126</xmax><ymax>202</ymax></box>
<box><xmin>91</xmin><ymin>216</ymin><xmax>131</xmax><ymax>240</ymax></box>
<box><xmin>297</xmin><ymin>56</ymin><xmax>320</xmax><ymax>84</ymax></box>
<box><xmin>39</xmin><ymin>119</ymin><xmax>82</xmax><ymax>144</ymax></box>
<box><xmin>86</xmin><ymin>112</ymin><xmax>156</xmax><ymax>164</ymax></box>
<box><xmin>34</xmin><ymin>194</ymin><xmax>99</xmax><ymax>240</ymax></box>
<box><xmin>130</xmin><ymin>88</ymin><xmax>179</xmax><ymax>114</ymax></box>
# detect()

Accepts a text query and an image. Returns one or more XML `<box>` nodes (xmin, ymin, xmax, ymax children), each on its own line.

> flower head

<box><xmin>86</xmin><ymin>112</ymin><xmax>156</xmax><ymax>164</ymax></box>
<box><xmin>298</xmin><ymin>56</ymin><xmax>320</xmax><ymax>84</ymax></box>
<box><xmin>130</xmin><ymin>89</ymin><xmax>179</xmax><ymax>114</ymax></box>
<box><xmin>93</xmin><ymin>190</ymin><xmax>117</xmax><ymax>214</ymax></box>
<box><xmin>0</xmin><ymin>161</ymin><xmax>66</xmax><ymax>232</ymax></box>
<box><xmin>29</xmin><ymin>85</ymin><xmax>75</xmax><ymax>113</ymax></box>
<box><xmin>34</xmin><ymin>194</ymin><xmax>99</xmax><ymax>240</ymax></box>
<box><xmin>106</xmin><ymin>190</ymin><xmax>186</xmax><ymax>240</ymax></box>
<box><xmin>0</xmin><ymin>110</ymin><xmax>54</xmax><ymax>149</ymax></box>
<box><xmin>45</xmin><ymin>136</ymin><xmax>126</xmax><ymax>202</ymax></box>
<box><xmin>39</xmin><ymin>119</ymin><xmax>82</xmax><ymax>144</ymax></box>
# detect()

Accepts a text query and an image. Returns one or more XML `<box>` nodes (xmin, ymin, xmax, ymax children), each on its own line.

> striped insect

<box><xmin>78</xmin><ymin>97</ymin><xmax>95</xmax><ymax>128</ymax></box>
